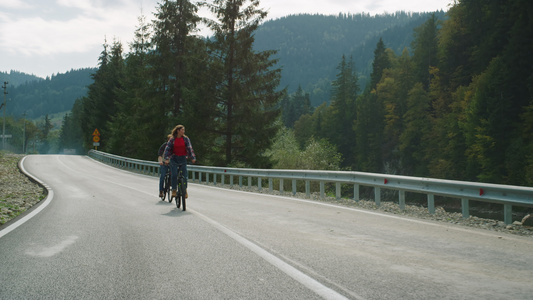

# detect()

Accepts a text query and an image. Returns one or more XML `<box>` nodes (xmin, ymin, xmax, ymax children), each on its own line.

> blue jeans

<box><xmin>170</xmin><ymin>156</ymin><xmax>188</xmax><ymax>190</ymax></box>
<box><xmin>159</xmin><ymin>164</ymin><xmax>169</xmax><ymax>192</ymax></box>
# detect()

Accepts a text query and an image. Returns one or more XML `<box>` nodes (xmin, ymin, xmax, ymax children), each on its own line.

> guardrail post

<box><xmin>336</xmin><ymin>182</ymin><xmax>341</xmax><ymax>200</ymax></box>
<box><xmin>399</xmin><ymin>190</ymin><xmax>405</xmax><ymax>211</ymax></box>
<box><xmin>292</xmin><ymin>179</ymin><xmax>297</xmax><ymax>196</ymax></box>
<box><xmin>354</xmin><ymin>184</ymin><xmax>359</xmax><ymax>202</ymax></box>
<box><xmin>230</xmin><ymin>175</ymin><xmax>234</xmax><ymax>187</ymax></box>
<box><xmin>258</xmin><ymin>177</ymin><xmax>262</xmax><ymax>191</ymax></box>
<box><xmin>504</xmin><ymin>204</ymin><xmax>512</xmax><ymax>225</ymax></box>
<box><xmin>248</xmin><ymin>176</ymin><xmax>252</xmax><ymax>189</ymax></box>
<box><xmin>428</xmin><ymin>194</ymin><xmax>435</xmax><ymax>214</ymax></box>
<box><xmin>320</xmin><ymin>181</ymin><xmax>325</xmax><ymax>199</ymax></box>
<box><xmin>280</xmin><ymin>179</ymin><xmax>284</xmax><ymax>194</ymax></box>
<box><xmin>461</xmin><ymin>198</ymin><xmax>469</xmax><ymax>219</ymax></box>
<box><xmin>269</xmin><ymin>178</ymin><xmax>273</xmax><ymax>192</ymax></box>
<box><xmin>239</xmin><ymin>176</ymin><xmax>243</xmax><ymax>187</ymax></box>
<box><xmin>374</xmin><ymin>187</ymin><xmax>381</xmax><ymax>206</ymax></box>
<box><xmin>199</xmin><ymin>172</ymin><xmax>202</xmax><ymax>184</ymax></box>
<box><xmin>305</xmin><ymin>180</ymin><xmax>310</xmax><ymax>198</ymax></box>
<box><xmin>221</xmin><ymin>174</ymin><xmax>225</xmax><ymax>185</ymax></box>
<box><xmin>213</xmin><ymin>173</ymin><xmax>217</xmax><ymax>186</ymax></box>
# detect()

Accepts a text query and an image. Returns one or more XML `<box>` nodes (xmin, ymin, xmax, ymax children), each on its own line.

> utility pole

<box><xmin>2</xmin><ymin>81</ymin><xmax>8</xmax><ymax>150</ymax></box>
<box><xmin>22</xmin><ymin>111</ymin><xmax>26</xmax><ymax>153</ymax></box>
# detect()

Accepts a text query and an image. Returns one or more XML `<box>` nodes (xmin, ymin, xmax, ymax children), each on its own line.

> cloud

<box><xmin>1</xmin><ymin>0</ymin><xmax>146</xmax><ymax>57</ymax></box>
<box><xmin>0</xmin><ymin>0</ymin><xmax>452</xmax><ymax>78</ymax></box>
<box><xmin>4</xmin><ymin>0</ymin><xmax>32</xmax><ymax>9</ymax></box>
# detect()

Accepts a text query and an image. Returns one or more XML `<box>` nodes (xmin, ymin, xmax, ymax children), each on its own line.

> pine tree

<box><xmin>354</xmin><ymin>39</ymin><xmax>390</xmax><ymax>172</ymax></box>
<box><xmin>328</xmin><ymin>55</ymin><xmax>359</xmax><ymax>168</ymax></box>
<box><xmin>107</xmin><ymin>13</ymin><xmax>159</xmax><ymax>159</ymax></box>
<box><xmin>152</xmin><ymin>0</ymin><xmax>201</xmax><ymax>117</ymax></box>
<box><xmin>369</xmin><ymin>38</ymin><xmax>390</xmax><ymax>91</ymax></box>
<box><xmin>411</xmin><ymin>13</ymin><xmax>439</xmax><ymax>90</ymax></box>
<box><xmin>203</xmin><ymin>0</ymin><xmax>283</xmax><ymax>167</ymax></box>
<box><xmin>399</xmin><ymin>83</ymin><xmax>431</xmax><ymax>176</ymax></box>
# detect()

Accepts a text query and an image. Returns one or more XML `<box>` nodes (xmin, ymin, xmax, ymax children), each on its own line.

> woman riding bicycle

<box><xmin>163</xmin><ymin>125</ymin><xmax>196</xmax><ymax>198</ymax></box>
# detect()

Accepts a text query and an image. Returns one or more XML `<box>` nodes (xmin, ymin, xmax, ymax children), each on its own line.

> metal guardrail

<box><xmin>88</xmin><ymin>150</ymin><xmax>533</xmax><ymax>224</ymax></box>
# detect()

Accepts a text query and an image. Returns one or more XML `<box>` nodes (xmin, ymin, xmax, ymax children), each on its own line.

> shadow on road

<box><xmin>161</xmin><ymin>208</ymin><xmax>188</xmax><ymax>217</ymax></box>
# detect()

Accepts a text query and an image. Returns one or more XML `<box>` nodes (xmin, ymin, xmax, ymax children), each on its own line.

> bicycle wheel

<box><xmin>177</xmin><ymin>176</ymin><xmax>186</xmax><ymax>211</ymax></box>
<box><xmin>161</xmin><ymin>173</ymin><xmax>169</xmax><ymax>201</ymax></box>
<box><xmin>181</xmin><ymin>186</ymin><xmax>186</xmax><ymax>211</ymax></box>
<box><xmin>166</xmin><ymin>173</ymin><xmax>172</xmax><ymax>203</ymax></box>
<box><xmin>176</xmin><ymin>178</ymin><xmax>183</xmax><ymax>209</ymax></box>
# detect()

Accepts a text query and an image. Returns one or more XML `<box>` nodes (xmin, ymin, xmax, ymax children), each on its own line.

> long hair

<box><xmin>168</xmin><ymin>125</ymin><xmax>187</xmax><ymax>139</ymax></box>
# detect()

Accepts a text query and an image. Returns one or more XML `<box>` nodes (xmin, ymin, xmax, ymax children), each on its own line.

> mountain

<box><xmin>253</xmin><ymin>11</ymin><xmax>446</xmax><ymax>105</ymax></box>
<box><xmin>0</xmin><ymin>70</ymin><xmax>42</xmax><ymax>87</ymax></box>
<box><xmin>7</xmin><ymin>68</ymin><xmax>95</xmax><ymax>119</ymax></box>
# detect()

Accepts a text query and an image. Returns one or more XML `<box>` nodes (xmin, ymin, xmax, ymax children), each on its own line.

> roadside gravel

<box><xmin>0</xmin><ymin>153</ymin><xmax>45</xmax><ymax>226</ymax></box>
<box><xmin>1</xmin><ymin>153</ymin><xmax>532</xmax><ymax>238</ymax></box>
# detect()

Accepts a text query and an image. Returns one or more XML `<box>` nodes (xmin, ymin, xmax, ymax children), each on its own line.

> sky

<box><xmin>0</xmin><ymin>0</ymin><xmax>453</xmax><ymax>79</ymax></box>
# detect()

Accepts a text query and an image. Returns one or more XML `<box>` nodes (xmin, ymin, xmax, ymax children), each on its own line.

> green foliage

<box><xmin>266</xmin><ymin>126</ymin><xmax>341</xmax><ymax>171</ymax></box>
<box><xmin>399</xmin><ymin>83</ymin><xmax>431</xmax><ymax>175</ymax></box>
<box><xmin>280</xmin><ymin>86</ymin><xmax>312</xmax><ymax>128</ymax></box>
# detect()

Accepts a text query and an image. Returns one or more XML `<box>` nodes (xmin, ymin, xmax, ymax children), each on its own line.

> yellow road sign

<box><xmin>92</xmin><ymin>128</ymin><xmax>100</xmax><ymax>136</ymax></box>
<box><xmin>93</xmin><ymin>135</ymin><xmax>100</xmax><ymax>143</ymax></box>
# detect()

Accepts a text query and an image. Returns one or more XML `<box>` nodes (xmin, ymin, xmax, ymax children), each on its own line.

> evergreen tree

<box><xmin>80</xmin><ymin>38</ymin><xmax>124</xmax><ymax>151</ymax></box>
<box><xmin>399</xmin><ymin>83</ymin><xmax>431</xmax><ymax>176</ymax></box>
<box><xmin>37</xmin><ymin>114</ymin><xmax>53</xmax><ymax>153</ymax></box>
<box><xmin>58</xmin><ymin>99</ymin><xmax>84</xmax><ymax>154</ymax></box>
<box><xmin>411</xmin><ymin>13</ymin><xmax>439</xmax><ymax>90</ymax></box>
<box><xmin>354</xmin><ymin>39</ymin><xmax>390</xmax><ymax>172</ymax></box>
<box><xmin>327</xmin><ymin>55</ymin><xmax>359</xmax><ymax>168</ymax></box>
<box><xmin>152</xmin><ymin>0</ymin><xmax>201</xmax><ymax>118</ymax></box>
<box><xmin>107</xmin><ymin>13</ymin><xmax>159</xmax><ymax>159</ymax></box>
<box><xmin>369</xmin><ymin>38</ymin><xmax>391</xmax><ymax>91</ymax></box>
<box><xmin>380</xmin><ymin>49</ymin><xmax>413</xmax><ymax>173</ymax></box>
<box><xmin>204</xmin><ymin>0</ymin><xmax>283</xmax><ymax>167</ymax></box>
<box><xmin>281</xmin><ymin>86</ymin><xmax>311</xmax><ymax>128</ymax></box>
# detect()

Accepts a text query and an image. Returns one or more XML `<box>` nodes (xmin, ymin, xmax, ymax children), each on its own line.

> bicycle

<box><xmin>175</xmin><ymin>168</ymin><xmax>186</xmax><ymax>211</ymax></box>
<box><xmin>160</xmin><ymin>166</ymin><xmax>173</xmax><ymax>203</ymax></box>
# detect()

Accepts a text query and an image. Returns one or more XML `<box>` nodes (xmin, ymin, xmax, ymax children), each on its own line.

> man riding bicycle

<box><xmin>158</xmin><ymin>140</ymin><xmax>170</xmax><ymax>198</ymax></box>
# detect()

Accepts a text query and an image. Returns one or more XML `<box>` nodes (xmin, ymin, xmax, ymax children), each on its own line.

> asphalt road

<box><xmin>1</xmin><ymin>155</ymin><xmax>532</xmax><ymax>300</ymax></box>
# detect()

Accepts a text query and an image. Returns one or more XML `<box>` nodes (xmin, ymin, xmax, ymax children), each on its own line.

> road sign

<box><xmin>92</xmin><ymin>128</ymin><xmax>100</xmax><ymax>136</ymax></box>
<box><xmin>93</xmin><ymin>135</ymin><xmax>100</xmax><ymax>143</ymax></box>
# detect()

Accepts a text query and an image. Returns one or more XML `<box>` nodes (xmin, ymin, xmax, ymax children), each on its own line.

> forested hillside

<box><xmin>0</xmin><ymin>70</ymin><xmax>42</xmax><ymax>87</ymax></box>
<box><xmin>7</xmin><ymin>68</ymin><xmax>95</xmax><ymax>119</ymax></box>
<box><xmin>280</xmin><ymin>0</ymin><xmax>533</xmax><ymax>186</ymax></box>
<box><xmin>254</xmin><ymin>11</ymin><xmax>446</xmax><ymax>105</ymax></box>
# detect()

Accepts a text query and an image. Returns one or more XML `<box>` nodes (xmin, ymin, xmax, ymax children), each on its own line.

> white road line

<box><xmin>191</xmin><ymin>208</ymin><xmax>357</xmax><ymax>300</ymax></box>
